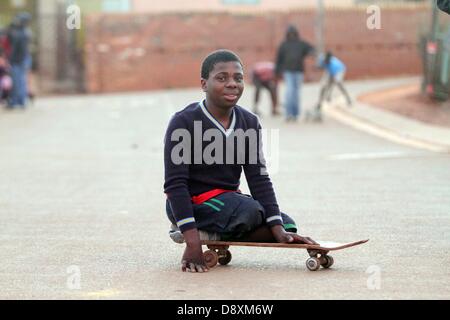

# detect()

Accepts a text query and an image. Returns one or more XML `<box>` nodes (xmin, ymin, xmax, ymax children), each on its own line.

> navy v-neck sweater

<box><xmin>163</xmin><ymin>101</ymin><xmax>283</xmax><ymax>232</ymax></box>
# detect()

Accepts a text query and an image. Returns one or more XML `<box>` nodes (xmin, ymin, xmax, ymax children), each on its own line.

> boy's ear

<box><xmin>201</xmin><ymin>78</ymin><xmax>208</xmax><ymax>92</ymax></box>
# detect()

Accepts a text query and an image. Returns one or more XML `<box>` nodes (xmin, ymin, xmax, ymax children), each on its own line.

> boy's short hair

<box><xmin>201</xmin><ymin>49</ymin><xmax>243</xmax><ymax>79</ymax></box>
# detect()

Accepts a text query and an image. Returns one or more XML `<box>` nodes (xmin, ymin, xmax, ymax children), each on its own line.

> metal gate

<box><xmin>36</xmin><ymin>1</ymin><xmax>84</xmax><ymax>93</ymax></box>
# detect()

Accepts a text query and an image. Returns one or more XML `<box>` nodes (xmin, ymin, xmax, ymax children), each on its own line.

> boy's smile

<box><xmin>202</xmin><ymin>61</ymin><xmax>244</xmax><ymax>110</ymax></box>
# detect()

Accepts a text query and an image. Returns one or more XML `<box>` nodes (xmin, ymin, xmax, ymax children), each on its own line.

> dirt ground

<box><xmin>359</xmin><ymin>83</ymin><xmax>450</xmax><ymax>128</ymax></box>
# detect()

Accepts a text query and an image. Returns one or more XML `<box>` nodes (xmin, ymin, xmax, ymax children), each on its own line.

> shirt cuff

<box><xmin>176</xmin><ymin>217</ymin><xmax>197</xmax><ymax>233</ymax></box>
<box><xmin>266</xmin><ymin>214</ymin><xmax>283</xmax><ymax>227</ymax></box>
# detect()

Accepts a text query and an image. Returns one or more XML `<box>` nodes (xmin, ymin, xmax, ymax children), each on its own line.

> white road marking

<box><xmin>325</xmin><ymin>103</ymin><xmax>450</xmax><ymax>154</ymax></box>
<box><xmin>328</xmin><ymin>151</ymin><xmax>412</xmax><ymax>161</ymax></box>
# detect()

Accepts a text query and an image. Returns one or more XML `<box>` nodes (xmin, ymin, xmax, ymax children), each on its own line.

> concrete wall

<box><xmin>84</xmin><ymin>7</ymin><xmax>430</xmax><ymax>93</ymax></box>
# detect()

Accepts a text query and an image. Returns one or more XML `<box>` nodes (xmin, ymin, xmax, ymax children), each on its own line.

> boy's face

<box><xmin>201</xmin><ymin>61</ymin><xmax>244</xmax><ymax>109</ymax></box>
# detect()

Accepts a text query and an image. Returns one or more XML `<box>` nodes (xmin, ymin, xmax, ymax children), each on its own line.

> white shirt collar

<box><xmin>199</xmin><ymin>100</ymin><xmax>236</xmax><ymax>137</ymax></box>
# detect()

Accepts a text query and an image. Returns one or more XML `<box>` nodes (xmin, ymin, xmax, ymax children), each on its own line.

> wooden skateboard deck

<box><xmin>201</xmin><ymin>239</ymin><xmax>369</xmax><ymax>271</ymax></box>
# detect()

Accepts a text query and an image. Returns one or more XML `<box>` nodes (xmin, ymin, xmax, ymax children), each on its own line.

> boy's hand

<box><xmin>181</xmin><ymin>229</ymin><xmax>209</xmax><ymax>273</ymax></box>
<box><xmin>270</xmin><ymin>225</ymin><xmax>318</xmax><ymax>245</ymax></box>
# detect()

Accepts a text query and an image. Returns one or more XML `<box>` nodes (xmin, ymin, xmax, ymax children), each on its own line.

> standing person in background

<box><xmin>275</xmin><ymin>25</ymin><xmax>315</xmax><ymax>122</ymax></box>
<box><xmin>251</xmin><ymin>61</ymin><xmax>279</xmax><ymax>116</ymax></box>
<box><xmin>7</xmin><ymin>12</ymin><xmax>32</xmax><ymax>109</ymax></box>
<box><xmin>23</xmin><ymin>15</ymin><xmax>35</xmax><ymax>104</ymax></box>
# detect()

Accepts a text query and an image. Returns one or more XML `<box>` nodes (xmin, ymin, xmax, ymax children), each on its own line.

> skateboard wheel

<box><xmin>218</xmin><ymin>250</ymin><xmax>232</xmax><ymax>266</ymax></box>
<box><xmin>203</xmin><ymin>250</ymin><xmax>218</xmax><ymax>268</ymax></box>
<box><xmin>322</xmin><ymin>255</ymin><xmax>334</xmax><ymax>269</ymax></box>
<box><xmin>306</xmin><ymin>257</ymin><xmax>321</xmax><ymax>271</ymax></box>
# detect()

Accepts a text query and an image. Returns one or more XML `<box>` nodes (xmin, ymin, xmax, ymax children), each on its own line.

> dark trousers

<box><xmin>253</xmin><ymin>76</ymin><xmax>278</xmax><ymax>114</ymax></box>
<box><xmin>9</xmin><ymin>61</ymin><xmax>27</xmax><ymax>107</ymax></box>
<box><xmin>166</xmin><ymin>192</ymin><xmax>297</xmax><ymax>239</ymax></box>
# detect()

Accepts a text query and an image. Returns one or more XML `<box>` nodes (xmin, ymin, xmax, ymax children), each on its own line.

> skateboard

<box><xmin>201</xmin><ymin>239</ymin><xmax>369</xmax><ymax>271</ymax></box>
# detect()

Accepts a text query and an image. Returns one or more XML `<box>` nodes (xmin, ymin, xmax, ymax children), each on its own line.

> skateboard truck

<box><xmin>306</xmin><ymin>249</ymin><xmax>334</xmax><ymax>271</ymax></box>
<box><xmin>203</xmin><ymin>245</ymin><xmax>232</xmax><ymax>267</ymax></box>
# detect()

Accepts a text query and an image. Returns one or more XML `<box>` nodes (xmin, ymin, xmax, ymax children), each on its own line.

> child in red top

<box><xmin>251</xmin><ymin>62</ymin><xmax>279</xmax><ymax>116</ymax></box>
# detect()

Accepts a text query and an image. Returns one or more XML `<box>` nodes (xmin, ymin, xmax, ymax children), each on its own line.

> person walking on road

<box><xmin>275</xmin><ymin>25</ymin><xmax>315</xmax><ymax>122</ymax></box>
<box><xmin>7</xmin><ymin>12</ymin><xmax>32</xmax><ymax>109</ymax></box>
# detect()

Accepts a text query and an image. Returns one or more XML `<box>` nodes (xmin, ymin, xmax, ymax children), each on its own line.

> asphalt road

<box><xmin>0</xmin><ymin>79</ymin><xmax>449</xmax><ymax>299</ymax></box>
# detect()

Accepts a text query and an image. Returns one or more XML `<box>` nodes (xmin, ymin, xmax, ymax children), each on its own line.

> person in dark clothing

<box><xmin>7</xmin><ymin>12</ymin><xmax>32</xmax><ymax>109</ymax></box>
<box><xmin>164</xmin><ymin>49</ymin><xmax>317</xmax><ymax>272</ymax></box>
<box><xmin>275</xmin><ymin>25</ymin><xmax>315</xmax><ymax>121</ymax></box>
<box><xmin>438</xmin><ymin>0</ymin><xmax>450</xmax><ymax>14</ymax></box>
<box><xmin>251</xmin><ymin>61</ymin><xmax>279</xmax><ymax>116</ymax></box>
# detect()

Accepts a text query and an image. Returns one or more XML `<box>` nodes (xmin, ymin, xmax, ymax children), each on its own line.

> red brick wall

<box><xmin>84</xmin><ymin>8</ymin><xmax>429</xmax><ymax>93</ymax></box>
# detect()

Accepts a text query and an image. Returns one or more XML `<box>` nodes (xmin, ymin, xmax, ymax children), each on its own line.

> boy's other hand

<box><xmin>285</xmin><ymin>232</ymin><xmax>318</xmax><ymax>245</ymax></box>
<box><xmin>271</xmin><ymin>225</ymin><xmax>318</xmax><ymax>245</ymax></box>
<box><xmin>181</xmin><ymin>229</ymin><xmax>209</xmax><ymax>273</ymax></box>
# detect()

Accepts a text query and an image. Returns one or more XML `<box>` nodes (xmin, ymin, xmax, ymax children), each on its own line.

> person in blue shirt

<box><xmin>310</xmin><ymin>52</ymin><xmax>352</xmax><ymax>121</ymax></box>
<box><xmin>320</xmin><ymin>52</ymin><xmax>352</xmax><ymax>106</ymax></box>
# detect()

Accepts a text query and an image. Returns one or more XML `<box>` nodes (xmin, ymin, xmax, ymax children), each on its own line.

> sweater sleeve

<box><xmin>243</xmin><ymin>120</ymin><xmax>283</xmax><ymax>228</ymax></box>
<box><xmin>163</xmin><ymin>114</ymin><xmax>196</xmax><ymax>232</ymax></box>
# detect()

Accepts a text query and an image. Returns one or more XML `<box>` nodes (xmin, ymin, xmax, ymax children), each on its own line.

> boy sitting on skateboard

<box><xmin>164</xmin><ymin>50</ymin><xmax>316</xmax><ymax>273</ymax></box>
